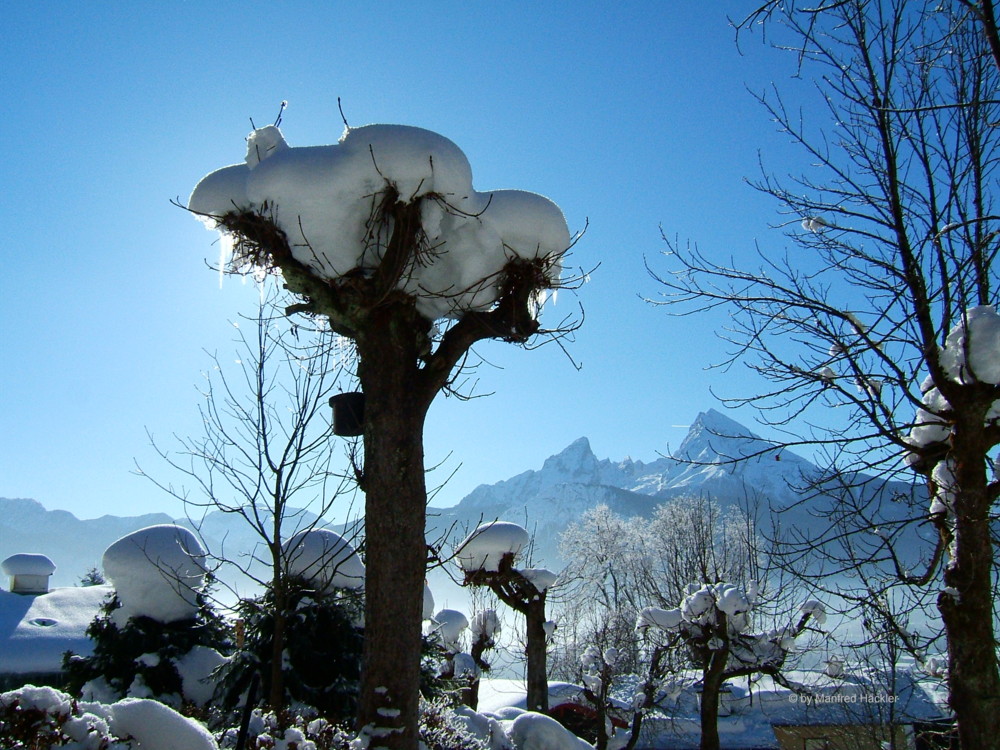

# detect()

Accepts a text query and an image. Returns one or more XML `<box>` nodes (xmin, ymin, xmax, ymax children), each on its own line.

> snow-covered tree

<box><xmin>637</xmin><ymin>583</ymin><xmax>824</xmax><ymax>750</ymax></box>
<box><xmin>65</xmin><ymin>525</ymin><xmax>232</xmax><ymax>706</ymax></box>
<box><xmin>454</xmin><ymin>521</ymin><xmax>558</xmax><ymax>713</ymax></box>
<box><xmin>652</xmin><ymin>3</ymin><xmax>1000</xmax><ymax>744</ymax></box>
<box><xmin>556</xmin><ymin>497</ymin><xmax>760</xmax><ymax>679</ymax></box>
<box><xmin>189</xmin><ymin>121</ymin><xmax>574</xmax><ymax>749</ymax></box>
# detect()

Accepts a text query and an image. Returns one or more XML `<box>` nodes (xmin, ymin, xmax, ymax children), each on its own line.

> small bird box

<box><xmin>330</xmin><ymin>392</ymin><xmax>365</xmax><ymax>437</ymax></box>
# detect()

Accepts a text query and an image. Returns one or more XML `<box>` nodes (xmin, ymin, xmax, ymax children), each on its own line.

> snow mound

<box><xmin>423</xmin><ymin>583</ymin><xmax>435</xmax><ymax>621</ymax></box>
<box><xmin>190</xmin><ymin>123</ymin><xmax>569</xmax><ymax>321</ymax></box>
<box><xmin>472</xmin><ymin>609</ymin><xmax>501</xmax><ymax>641</ymax></box>
<box><xmin>636</xmin><ymin>606</ymin><xmax>683</xmax><ymax>632</ymax></box>
<box><xmin>508</xmin><ymin>711</ymin><xmax>593</xmax><ymax>750</ymax></box>
<box><xmin>455</xmin><ymin>522</ymin><xmax>530</xmax><ymax>572</ymax></box>
<box><xmin>102</xmin><ymin>525</ymin><xmax>207</xmax><ymax>624</ymax></box>
<box><xmin>516</xmin><ymin>568</ymin><xmax>559</xmax><ymax>592</ymax></box>
<box><xmin>106</xmin><ymin>697</ymin><xmax>218</xmax><ymax>750</ymax></box>
<box><xmin>282</xmin><ymin>528</ymin><xmax>365</xmax><ymax>593</ymax></box>
<box><xmin>175</xmin><ymin>645</ymin><xmax>229</xmax><ymax>707</ymax></box>
<box><xmin>432</xmin><ymin>608</ymin><xmax>470</xmax><ymax>652</ymax></box>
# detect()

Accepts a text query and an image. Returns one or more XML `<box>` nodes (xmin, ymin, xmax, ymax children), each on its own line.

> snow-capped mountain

<box><xmin>1</xmin><ymin>410</ymin><xmax>917</xmax><ymax>587</ymax></box>
<box><xmin>427</xmin><ymin>409</ymin><xmax>833</xmax><ymax>569</ymax></box>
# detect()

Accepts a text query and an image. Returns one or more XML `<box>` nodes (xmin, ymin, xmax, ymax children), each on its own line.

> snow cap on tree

<box><xmin>470</xmin><ymin>609</ymin><xmax>500</xmax><ymax>641</ymax></box>
<box><xmin>102</xmin><ymin>525</ymin><xmax>208</xmax><ymax>624</ymax></box>
<box><xmin>422</xmin><ymin>583</ymin><xmax>435</xmax><ymax>621</ymax></box>
<box><xmin>431</xmin><ymin>608</ymin><xmax>469</xmax><ymax>653</ymax></box>
<box><xmin>189</xmin><ymin>123</ymin><xmax>570</xmax><ymax>321</ymax></box>
<box><xmin>454</xmin><ymin>521</ymin><xmax>530</xmax><ymax>572</ymax></box>
<box><xmin>940</xmin><ymin>305</ymin><xmax>1000</xmax><ymax>385</ymax></box>
<box><xmin>281</xmin><ymin>528</ymin><xmax>365</xmax><ymax>594</ymax></box>
<box><xmin>515</xmin><ymin>567</ymin><xmax>559</xmax><ymax>592</ymax></box>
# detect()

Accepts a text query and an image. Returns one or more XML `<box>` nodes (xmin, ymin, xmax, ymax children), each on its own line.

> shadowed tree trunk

<box><xmin>354</xmin><ymin>299</ymin><xmax>433</xmax><ymax>742</ymax></box>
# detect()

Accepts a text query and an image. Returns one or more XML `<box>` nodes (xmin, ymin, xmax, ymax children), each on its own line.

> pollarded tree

<box><xmin>188</xmin><ymin>122</ymin><xmax>575</xmax><ymax>749</ymax></box>
<box><xmin>652</xmin><ymin>2</ymin><xmax>1000</xmax><ymax>745</ymax></box>
<box><xmin>454</xmin><ymin>521</ymin><xmax>559</xmax><ymax>713</ymax></box>
<box><xmin>637</xmin><ymin>584</ymin><xmax>825</xmax><ymax>750</ymax></box>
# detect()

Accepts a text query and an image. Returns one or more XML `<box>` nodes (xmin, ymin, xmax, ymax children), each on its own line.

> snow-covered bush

<box><xmin>0</xmin><ymin>685</ymin><xmax>217</xmax><ymax>750</ymax></box>
<box><xmin>216</xmin><ymin>580</ymin><xmax>363</xmax><ymax>722</ymax></box>
<box><xmin>216</xmin><ymin>709</ymin><xmax>355</xmax><ymax>750</ymax></box>
<box><xmin>282</xmin><ymin>529</ymin><xmax>365</xmax><ymax>595</ymax></box>
<box><xmin>102</xmin><ymin>525</ymin><xmax>209</xmax><ymax>625</ymax></box>
<box><xmin>416</xmin><ymin>696</ymin><xmax>492</xmax><ymax>750</ymax></box>
<box><xmin>63</xmin><ymin>580</ymin><xmax>232</xmax><ymax>707</ymax></box>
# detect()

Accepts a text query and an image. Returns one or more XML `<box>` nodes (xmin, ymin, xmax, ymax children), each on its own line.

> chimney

<box><xmin>2</xmin><ymin>553</ymin><xmax>57</xmax><ymax>594</ymax></box>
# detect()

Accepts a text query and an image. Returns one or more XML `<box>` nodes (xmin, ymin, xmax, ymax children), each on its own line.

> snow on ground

<box><xmin>189</xmin><ymin>123</ymin><xmax>569</xmax><ymax>321</ymax></box>
<box><xmin>0</xmin><ymin>584</ymin><xmax>111</xmax><ymax>674</ymax></box>
<box><xmin>98</xmin><ymin>697</ymin><xmax>219</xmax><ymax>750</ymax></box>
<box><xmin>102</xmin><ymin>524</ymin><xmax>207</xmax><ymax>624</ymax></box>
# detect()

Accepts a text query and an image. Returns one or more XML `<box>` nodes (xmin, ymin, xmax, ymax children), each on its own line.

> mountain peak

<box><xmin>540</xmin><ymin>437</ymin><xmax>599</xmax><ymax>482</ymax></box>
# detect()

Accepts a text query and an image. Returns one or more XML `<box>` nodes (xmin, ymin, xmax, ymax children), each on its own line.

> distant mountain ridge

<box><xmin>1</xmin><ymin>410</ymin><xmax>910</xmax><ymax>588</ymax></box>
<box><xmin>0</xmin><ymin>497</ymin><xmax>175</xmax><ymax>588</ymax></box>
<box><xmin>426</xmin><ymin>409</ymin><xmax>821</xmax><ymax>568</ymax></box>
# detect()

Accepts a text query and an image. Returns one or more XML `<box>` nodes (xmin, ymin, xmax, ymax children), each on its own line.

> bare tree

<box><xmin>652</xmin><ymin>2</ymin><xmax>1000</xmax><ymax>745</ymax></box>
<box><xmin>142</xmin><ymin>289</ymin><xmax>356</xmax><ymax>711</ymax></box>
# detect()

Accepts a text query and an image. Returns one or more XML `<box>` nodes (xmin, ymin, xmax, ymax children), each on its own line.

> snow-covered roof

<box><xmin>2</xmin><ymin>553</ymin><xmax>56</xmax><ymax>577</ymax></box>
<box><xmin>190</xmin><ymin>123</ymin><xmax>569</xmax><ymax>321</ymax></box>
<box><xmin>0</xmin><ymin>585</ymin><xmax>112</xmax><ymax>674</ymax></box>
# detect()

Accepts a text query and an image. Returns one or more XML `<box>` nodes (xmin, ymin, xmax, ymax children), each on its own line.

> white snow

<box><xmin>103</xmin><ymin>697</ymin><xmax>219</xmax><ymax>750</ymax></box>
<box><xmin>635</xmin><ymin>606</ymin><xmax>683</xmax><ymax>632</ymax></box>
<box><xmin>930</xmin><ymin>459</ymin><xmax>957</xmax><ymax>515</ymax></box>
<box><xmin>102</xmin><ymin>525</ymin><xmax>208</xmax><ymax>625</ymax></box>
<box><xmin>454</xmin><ymin>521</ymin><xmax>530</xmax><ymax>572</ymax></box>
<box><xmin>0</xmin><ymin>584</ymin><xmax>112</xmax><ymax>674</ymax></box>
<box><xmin>422</xmin><ymin>582</ymin><xmax>435</xmax><ymax>621</ymax></box>
<box><xmin>940</xmin><ymin>305</ymin><xmax>1000</xmax><ymax>385</ymax></box>
<box><xmin>190</xmin><ymin>124</ymin><xmax>569</xmax><ymax>321</ymax></box>
<box><xmin>282</xmin><ymin>528</ymin><xmax>365</xmax><ymax>593</ymax></box>
<box><xmin>799</xmin><ymin>599</ymin><xmax>827</xmax><ymax>626</ymax></box>
<box><xmin>2</xmin><ymin>553</ymin><xmax>56</xmax><ymax>577</ymax></box>
<box><xmin>906</xmin><ymin>387</ymin><xmax>952</xmax><ymax>451</ymax></box>
<box><xmin>174</xmin><ymin>645</ymin><xmax>229</xmax><ymax>707</ymax></box>
<box><xmin>471</xmin><ymin>608</ymin><xmax>501</xmax><ymax>641</ymax></box>
<box><xmin>431</xmin><ymin>608</ymin><xmax>469</xmax><ymax>653</ymax></box>
<box><xmin>516</xmin><ymin>568</ymin><xmax>558</xmax><ymax>592</ymax></box>
<box><xmin>508</xmin><ymin>711</ymin><xmax>593</xmax><ymax>750</ymax></box>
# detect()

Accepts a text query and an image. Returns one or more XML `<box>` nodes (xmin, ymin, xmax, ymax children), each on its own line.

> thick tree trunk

<box><xmin>699</xmin><ymin>645</ymin><xmax>728</xmax><ymax>750</ymax></box>
<box><xmin>524</xmin><ymin>597</ymin><xmax>549</xmax><ymax>713</ymax></box>
<box><xmin>940</xmin><ymin>423</ymin><xmax>1000</xmax><ymax>750</ymax></box>
<box><xmin>355</xmin><ymin>306</ymin><xmax>431</xmax><ymax>750</ymax></box>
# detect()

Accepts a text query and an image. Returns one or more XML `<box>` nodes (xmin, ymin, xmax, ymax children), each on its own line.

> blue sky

<box><xmin>1</xmin><ymin>2</ymin><xmax>812</xmax><ymax>521</ymax></box>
